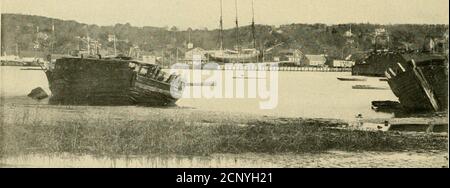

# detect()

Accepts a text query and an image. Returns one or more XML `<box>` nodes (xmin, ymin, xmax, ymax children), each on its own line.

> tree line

<box><xmin>1</xmin><ymin>13</ymin><xmax>448</xmax><ymax>59</ymax></box>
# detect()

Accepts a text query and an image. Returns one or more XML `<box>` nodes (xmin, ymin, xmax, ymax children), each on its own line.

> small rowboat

<box><xmin>352</xmin><ymin>85</ymin><xmax>390</xmax><ymax>90</ymax></box>
<box><xmin>187</xmin><ymin>82</ymin><xmax>216</xmax><ymax>86</ymax></box>
<box><xmin>337</xmin><ymin>77</ymin><xmax>367</xmax><ymax>81</ymax></box>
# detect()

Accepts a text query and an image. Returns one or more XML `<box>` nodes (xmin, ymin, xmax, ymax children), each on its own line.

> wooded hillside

<box><xmin>1</xmin><ymin>14</ymin><xmax>448</xmax><ymax>59</ymax></box>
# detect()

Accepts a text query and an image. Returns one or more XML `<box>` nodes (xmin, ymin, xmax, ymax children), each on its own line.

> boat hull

<box><xmin>352</xmin><ymin>52</ymin><xmax>403</xmax><ymax>76</ymax></box>
<box><xmin>386</xmin><ymin>55</ymin><xmax>448</xmax><ymax>112</ymax></box>
<box><xmin>207</xmin><ymin>52</ymin><xmax>262</xmax><ymax>63</ymax></box>
<box><xmin>46</xmin><ymin>58</ymin><xmax>183</xmax><ymax>106</ymax></box>
<box><xmin>337</xmin><ymin>77</ymin><xmax>367</xmax><ymax>81</ymax></box>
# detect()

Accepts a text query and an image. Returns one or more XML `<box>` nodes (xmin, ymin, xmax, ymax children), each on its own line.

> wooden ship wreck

<box><xmin>383</xmin><ymin>37</ymin><xmax>448</xmax><ymax>112</ymax></box>
<box><xmin>352</xmin><ymin>28</ymin><xmax>405</xmax><ymax>77</ymax></box>
<box><xmin>352</xmin><ymin>50</ymin><xmax>407</xmax><ymax>77</ymax></box>
<box><xmin>45</xmin><ymin>56</ymin><xmax>185</xmax><ymax>106</ymax></box>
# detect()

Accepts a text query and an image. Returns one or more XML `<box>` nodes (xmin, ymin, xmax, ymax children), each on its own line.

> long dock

<box><xmin>171</xmin><ymin>65</ymin><xmax>351</xmax><ymax>72</ymax></box>
<box><xmin>221</xmin><ymin>66</ymin><xmax>351</xmax><ymax>72</ymax></box>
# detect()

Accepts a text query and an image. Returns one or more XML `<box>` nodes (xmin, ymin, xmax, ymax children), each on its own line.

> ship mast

<box><xmin>251</xmin><ymin>0</ymin><xmax>258</xmax><ymax>62</ymax></box>
<box><xmin>251</xmin><ymin>0</ymin><xmax>256</xmax><ymax>49</ymax></box>
<box><xmin>219</xmin><ymin>0</ymin><xmax>224</xmax><ymax>51</ymax></box>
<box><xmin>235</xmin><ymin>0</ymin><xmax>240</xmax><ymax>63</ymax></box>
<box><xmin>235</xmin><ymin>0</ymin><xmax>239</xmax><ymax>50</ymax></box>
<box><xmin>0</xmin><ymin>11</ymin><xmax>2</xmax><ymax>56</ymax></box>
<box><xmin>51</xmin><ymin>19</ymin><xmax>55</xmax><ymax>55</ymax></box>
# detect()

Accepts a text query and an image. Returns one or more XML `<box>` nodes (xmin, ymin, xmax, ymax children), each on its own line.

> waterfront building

<box><xmin>304</xmin><ymin>54</ymin><xmax>327</xmax><ymax>67</ymax></box>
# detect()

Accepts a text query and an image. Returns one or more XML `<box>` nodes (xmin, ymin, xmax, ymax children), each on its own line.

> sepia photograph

<box><xmin>0</xmin><ymin>0</ymin><xmax>448</xmax><ymax>171</ymax></box>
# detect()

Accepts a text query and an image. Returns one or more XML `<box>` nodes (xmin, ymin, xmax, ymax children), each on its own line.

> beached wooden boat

<box><xmin>45</xmin><ymin>57</ymin><xmax>185</xmax><ymax>106</ymax></box>
<box><xmin>385</xmin><ymin>53</ymin><xmax>448</xmax><ymax>112</ymax></box>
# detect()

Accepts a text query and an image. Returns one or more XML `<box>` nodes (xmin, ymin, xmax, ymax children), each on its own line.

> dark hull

<box><xmin>207</xmin><ymin>53</ymin><xmax>262</xmax><ymax>63</ymax></box>
<box><xmin>46</xmin><ymin>58</ymin><xmax>182</xmax><ymax>106</ymax></box>
<box><xmin>386</xmin><ymin>55</ymin><xmax>448</xmax><ymax>112</ymax></box>
<box><xmin>352</xmin><ymin>52</ymin><xmax>405</xmax><ymax>76</ymax></box>
<box><xmin>337</xmin><ymin>77</ymin><xmax>367</xmax><ymax>81</ymax></box>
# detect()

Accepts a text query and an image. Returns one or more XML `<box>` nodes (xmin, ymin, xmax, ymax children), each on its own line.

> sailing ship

<box><xmin>384</xmin><ymin>38</ymin><xmax>448</xmax><ymax>112</ymax></box>
<box><xmin>206</xmin><ymin>0</ymin><xmax>263</xmax><ymax>63</ymax></box>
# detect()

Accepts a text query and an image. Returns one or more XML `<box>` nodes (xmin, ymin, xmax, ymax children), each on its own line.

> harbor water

<box><xmin>1</xmin><ymin>66</ymin><xmax>398</xmax><ymax>120</ymax></box>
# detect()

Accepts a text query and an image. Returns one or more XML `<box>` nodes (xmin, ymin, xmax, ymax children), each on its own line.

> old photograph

<box><xmin>0</xmin><ymin>0</ymin><xmax>448</xmax><ymax>168</ymax></box>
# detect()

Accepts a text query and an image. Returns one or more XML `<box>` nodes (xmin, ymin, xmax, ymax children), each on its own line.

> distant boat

<box><xmin>352</xmin><ymin>85</ymin><xmax>389</xmax><ymax>90</ymax></box>
<box><xmin>337</xmin><ymin>77</ymin><xmax>367</xmax><ymax>81</ymax></box>
<box><xmin>187</xmin><ymin>81</ymin><xmax>216</xmax><ymax>86</ymax></box>
<box><xmin>233</xmin><ymin>76</ymin><xmax>267</xmax><ymax>79</ymax></box>
<box><xmin>371</xmin><ymin>100</ymin><xmax>402</xmax><ymax>111</ymax></box>
<box><xmin>207</xmin><ymin>49</ymin><xmax>262</xmax><ymax>63</ymax></box>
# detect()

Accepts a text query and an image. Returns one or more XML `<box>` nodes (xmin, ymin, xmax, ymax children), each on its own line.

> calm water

<box><xmin>1</xmin><ymin>152</ymin><xmax>447</xmax><ymax>168</ymax></box>
<box><xmin>0</xmin><ymin>66</ymin><xmax>398</xmax><ymax>120</ymax></box>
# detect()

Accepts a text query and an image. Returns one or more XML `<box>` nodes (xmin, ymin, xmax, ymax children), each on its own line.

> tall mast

<box><xmin>235</xmin><ymin>0</ymin><xmax>239</xmax><ymax>51</ymax></box>
<box><xmin>251</xmin><ymin>0</ymin><xmax>256</xmax><ymax>49</ymax></box>
<box><xmin>0</xmin><ymin>11</ymin><xmax>2</xmax><ymax>56</ymax></box>
<box><xmin>51</xmin><ymin>19</ymin><xmax>55</xmax><ymax>54</ymax></box>
<box><xmin>219</xmin><ymin>0</ymin><xmax>224</xmax><ymax>50</ymax></box>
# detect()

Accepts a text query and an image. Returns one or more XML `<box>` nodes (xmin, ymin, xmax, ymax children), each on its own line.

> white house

<box><xmin>332</xmin><ymin>60</ymin><xmax>355</xmax><ymax>68</ymax></box>
<box><xmin>304</xmin><ymin>54</ymin><xmax>327</xmax><ymax>67</ymax></box>
<box><xmin>0</xmin><ymin>55</ymin><xmax>20</xmax><ymax>61</ymax></box>
<box><xmin>184</xmin><ymin>47</ymin><xmax>208</xmax><ymax>62</ymax></box>
<box><xmin>142</xmin><ymin>55</ymin><xmax>157</xmax><ymax>64</ymax></box>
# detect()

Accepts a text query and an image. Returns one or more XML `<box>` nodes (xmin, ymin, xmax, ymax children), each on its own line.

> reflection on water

<box><xmin>1</xmin><ymin>152</ymin><xmax>447</xmax><ymax>168</ymax></box>
<box><xmin>0</xmin><ymin>66</ymin><xmax>398</xmax><ymax>120</ymax></box>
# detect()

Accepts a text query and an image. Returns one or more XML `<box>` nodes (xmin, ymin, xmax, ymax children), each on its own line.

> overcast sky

<box><xmin>1</xmin><ymin>0</ymin><xmax>448</xmax><ymax>29</ymax></box>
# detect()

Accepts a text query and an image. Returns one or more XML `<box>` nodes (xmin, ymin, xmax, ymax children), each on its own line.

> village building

<box><xmin>304</xmin><ymin>54</ymin><xmax>327</xmax><ymax>67</ymax></box>
<box><xmin>269</xmin><ymin>49</ymin><xmax>304</xmax><ymax>65</ymax></box>
<box><xmin>279</xmin><ymin>49</ymin><xmax>304</xmax><ymax>64</ymax></box>
<box><xmin>184</xmin><ymin>47</ymin><xmax>209</xmax><ymax>63</ymax></box>
<box><xmin>332</xmin><ymin>60</ymin><xmax>355</xmax><ymax>68</ymax></box>
<box><xmin>139</xmin><ymin>51</ymin><xmax>157</xmax><ymax>64</ymax></box>
<box><xmin>0</xmin><ymin>55</ymin><xmax>20</xmax><ymax>62</ymax></box>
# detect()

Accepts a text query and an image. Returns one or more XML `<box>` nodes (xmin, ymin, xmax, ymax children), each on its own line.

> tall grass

<box><xmin>1</xmin><ymin>112</ymin><xmax>447</xmax><ymax>157</ymax></box>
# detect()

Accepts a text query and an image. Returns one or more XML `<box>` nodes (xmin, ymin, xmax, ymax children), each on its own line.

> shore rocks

<box><xmin>27</xmin><ymin>87</ymin><xmax>49</xmax><ymax>100</ymax></box>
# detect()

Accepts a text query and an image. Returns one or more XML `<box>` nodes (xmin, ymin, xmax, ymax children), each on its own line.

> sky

<box><xmin>1</xmin><ymin>0</ymin><xmax>449</xmax><ymax>30</ymax></box>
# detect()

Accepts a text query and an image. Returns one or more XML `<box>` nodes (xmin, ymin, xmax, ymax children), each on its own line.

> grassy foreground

<box><xmin>1</xmin><ymin>106</ymin><xmax>447</xmax><ymax>157</ymax></box>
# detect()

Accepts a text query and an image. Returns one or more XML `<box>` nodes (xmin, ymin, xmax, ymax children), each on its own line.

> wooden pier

<box><xmin>171</xmin><ymin>65</ymin><xmax>352</xmax><ymax>72</ymax></box>
<box><xmin>223</xmin><ymin>66</ymin><xmax>351</xmax><ymax>72</ymax></box>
